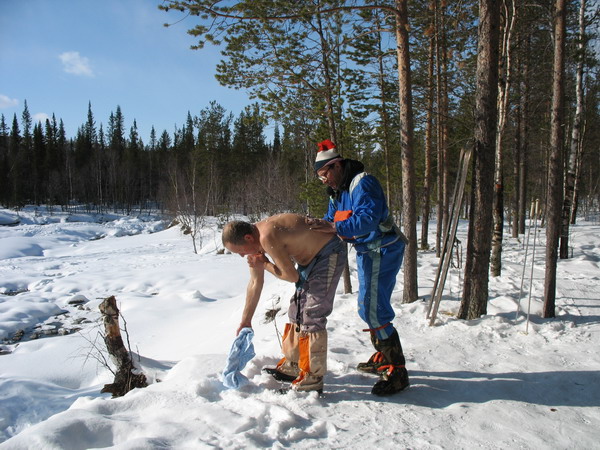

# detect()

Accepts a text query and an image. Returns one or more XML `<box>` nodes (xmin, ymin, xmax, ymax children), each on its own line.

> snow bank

<box><xmin>1</xmin><ymin>208</ymin><xmax>599</xmax><ymax>448</ymax></box>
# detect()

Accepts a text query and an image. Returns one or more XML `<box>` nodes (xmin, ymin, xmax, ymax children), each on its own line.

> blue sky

<box><xmin>0</xmin><ymin>0</ymin><xmax>257</xmax><ymax>142</ymax></box>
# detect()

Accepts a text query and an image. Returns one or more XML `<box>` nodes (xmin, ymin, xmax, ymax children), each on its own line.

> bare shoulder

<box><xmin>257</xmin><ymin>214</ymin><xmax>306</xmax><ymax>234</ymax></box>
<box><xmin>257</xmin><ymin>214</ymin><xmax>311</xmax><ymax>245</ymax></box>
<box><xmin>257</xmin><ymin>213</ymin><xmax>333</xmax><ymax>265</ymax></box>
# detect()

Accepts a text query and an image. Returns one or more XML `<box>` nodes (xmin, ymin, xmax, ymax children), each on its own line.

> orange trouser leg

<box><xmin>293</xmin><ymin>330</ymin><xmax>327</xmax><ymax>391</ymax></box>
<box><xmin>276</xmin><ymin>323</ymin><xmax>300</xmax><ymax>377</ymax></box>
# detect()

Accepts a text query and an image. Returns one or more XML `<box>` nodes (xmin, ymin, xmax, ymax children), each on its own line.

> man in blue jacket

<box><xmin>307</xmin><ymin>139</ymin><xmax>409</xmax><ymax>396</ymax></box>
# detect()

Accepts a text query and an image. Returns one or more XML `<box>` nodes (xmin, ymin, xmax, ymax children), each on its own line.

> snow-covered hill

<box><xmin>1</xmin><ymin>207</ymin><xmax>598</xmax><ymax>449</ymax></box>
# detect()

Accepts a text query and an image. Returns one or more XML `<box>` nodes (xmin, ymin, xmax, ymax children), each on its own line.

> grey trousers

<box><xmin>287</xmin><ymin>237</ymin><xmax>347</xmax><ymax>333</ymax></box>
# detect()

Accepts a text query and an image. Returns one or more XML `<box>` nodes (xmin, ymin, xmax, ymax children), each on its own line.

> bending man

<box><xmin>222</xmin><ymin>213</ymin><xmax>347</xmax><ymax>394</ymax></box>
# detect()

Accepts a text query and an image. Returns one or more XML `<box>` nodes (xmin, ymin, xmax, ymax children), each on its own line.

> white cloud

<box><xmin>0</xmin><ymin>94</ymin><xmax>19</xmax><ymax>109</ymax></box>
<box><xmin>33</xmin><ymin>112</ymin><xmax>50</xmax><ymax>124</ymax></box>
<box><xmin>59</xmin><ymin>51</ymin><xmax>94</xmax><ymax>77</ymax></box>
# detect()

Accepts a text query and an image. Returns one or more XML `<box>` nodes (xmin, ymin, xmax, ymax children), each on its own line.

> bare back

<box><xmin>256</xmin><ymin>213</ymin><xmax>335</xmax><ymax>266</ymax></box>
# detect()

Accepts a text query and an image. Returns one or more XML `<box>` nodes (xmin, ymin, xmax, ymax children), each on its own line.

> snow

<box><xmin>0</xmin><ymin>206</ymin><xmax>598</xmax><ymax>449</ymax></box>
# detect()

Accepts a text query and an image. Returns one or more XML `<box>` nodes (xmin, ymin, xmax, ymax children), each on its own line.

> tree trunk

<box><xmin>440</xmin><ymin>17</ymin><xmax>450</xmax><ymax>253</ymax></box>
<box><xmin>490</xmin><ymin>171</ymin><xmax>504</xmax><ymax>276</ymax></box>
<box><xmin>570</xmin><ymin>132</ymin><xmax>584</xmax><ymax>225</ymax></box>
<box><xmin>376</xmin><ymin>13</ymin><xmax>394</xmax><ymax>211</ymax></box>
<box><xmin>436</xmin><ymin>0</ymin><xmax>450</xmax><ymax>258</ymax></box>
<box><xmin>99</xmin><ymin>296</ymin><xmax>147</xmax><ymax>397</ymax></box>
<box><xmin>518</xmin><ymin>38</ymin><xmax>530</xmax><ymax>236</ymax></box>
<box><xmin>395</xmin><ymin>0</ymin><xmax>418</xmax><ymax>303</ymax></box>
<box><xmin>543</xmin><ymin>0</ymin><xmax>567</xmax><ymax>319</ymax></box>
<box><xmin>315</xmin><ymin>14</ymin><xmax>339</xmax><ymax>147</ymax></box>
<box><xmin>315</xmin><ymin>13</ymin><xmax>351</xmax><ymax>294</ymax></box>
<box><xmin>458</xmin><ymin>0</ymin><xmax>500</xmax><ymax>320</ymax></box>
<box><xmin>512</xmin><ymin>78</ymin><xmax>521</xmax><ymax>239</ymax></box>
<box><xmin>421</xmin><ymin>8</ymin><xmax>435</xmax><ymax>251</ymax></box>
<box><xmin>434</xmin><ymin>0</ymin><xmax>444</xmax><ymax>257</ymax></box>
<box><xmin>342</xmin><ymin>250</ymin><xmax>352</xmax><ymax>294</ymax></box>
<box><xmin>560</xmin><ymin>0</ymin><xmax>586</xmax><ymax>258</ymax></box>
<box><xmin>491</xmin><ymin>0</ymin><xmax>516</xmax><ymax>277</ymax></box>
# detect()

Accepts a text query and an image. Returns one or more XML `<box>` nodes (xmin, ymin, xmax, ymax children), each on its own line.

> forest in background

<box><xmin>0</xmin><ymin>101</ymin><xmax>294</xmax><ymax>219</ymax></box>
<box><xmin>1</xmin><ymin>0</ymin><xmax>599</xmax><ymax>317</ymax></box>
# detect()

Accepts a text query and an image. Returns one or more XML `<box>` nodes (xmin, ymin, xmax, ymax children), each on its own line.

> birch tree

<box><xmin>490</xmin><ymin>0</ymin><xmax>516</xmax><ymax>276</ymax></box>
<box><xmin>560</xmin><ymin>0</ymin><xmax>587</xmax><ymax>258</ymax></box>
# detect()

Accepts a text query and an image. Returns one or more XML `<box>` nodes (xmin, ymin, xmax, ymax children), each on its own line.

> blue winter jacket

<box><xmin>324</xmin><ymin>170</ymin><xmax>400</xmax><ymax>253</ymax></box>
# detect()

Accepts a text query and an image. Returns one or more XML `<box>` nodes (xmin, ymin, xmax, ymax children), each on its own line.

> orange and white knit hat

<box><xmin>314</xmin><ymin>139</ymin><xmax>342</xmax><ymax>171</ymax></box>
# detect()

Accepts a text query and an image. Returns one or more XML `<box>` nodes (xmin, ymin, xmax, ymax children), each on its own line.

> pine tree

<box><xmin>9</xmin><ymin>114</ymin><xmax>22</xmax><ymax>207</ymax></box>
<box><xmin>543</xmin><ymin>0</ymin><xmax>567</xmax><ymax>319</ymax></box>
<box><xmin>32</xmin><ymin>122</ymin><xmax>46</xmax><ymax>204</ymax></box>
<box><xmin>272</xmin><ymin>124</ymin><xmax>281</xmax><ymax>154</ymax></box>
<box><xmin>458</xmin><ymin>0</ymin><xmax>500</xmax><ymax>320</ymax></box>
<box><xmin>21</xmin><ymin>101</ymin><xmax>34</xmax><ymax>203</ymax></box>
<box><xmin>0</xmin><ymin>115</ymin><xmax>9</xmax><ymax>205</ymax></box>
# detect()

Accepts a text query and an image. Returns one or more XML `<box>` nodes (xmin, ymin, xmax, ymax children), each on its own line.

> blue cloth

<box><xmin>222</xmin><ymin>327</ymin><xmax>256</xmax><ymax>389</ymax></box>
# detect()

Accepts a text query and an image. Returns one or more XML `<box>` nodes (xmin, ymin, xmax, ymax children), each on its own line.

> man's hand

<box><xmin>306</xmin><ymin>217</ymin><xmax>336</xmax><ymax>234</ymax></box>
<box><xmin>236</xmin><ymin>321</ymin><xmax>252</xmax><ymax>336</ymax></box>
<box><xmin>247</xmin><ymin>253</ymin><xmax>268</xmax><ymax>269</ymax></box>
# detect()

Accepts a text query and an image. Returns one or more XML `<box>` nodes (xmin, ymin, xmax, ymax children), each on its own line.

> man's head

<box><xmin>314</xmin><ymin>139</ymin><xmax>342</xmax><ymax>172</ymax></box>
<box><xmin>222</xmin><ymin>220</ymin><xmax>260</xmax><ymax>256</ymax></box>
<box><xmin>315</xmin><ymin>140</ymin><xmax>344</xmax><ymax>189</ymax></box>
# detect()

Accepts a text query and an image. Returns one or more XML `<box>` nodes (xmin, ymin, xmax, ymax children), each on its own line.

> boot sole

<box><xmin>356</xmin><ymin>366</ymin><xmax>382</xmax><ymax>375</ymax></box>
<box><xmin>278</xmin><ymin>387</ymin><xmax>324</xmax><ymax>397</ymax></box>
<box><xmin>371</xmin><ymin>382</ymin><xmax>410</xmax><ymax>396</ymax></box>
<box><xmin>262</xmin><ymin>367</ymin><xmax>297</xmax><ymax>382</ymax></box>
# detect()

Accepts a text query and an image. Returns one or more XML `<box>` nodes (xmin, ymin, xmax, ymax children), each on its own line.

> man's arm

<box><xmin>237</xmin><ymin>264</ymin><xmax>264</xmax><ymax>335</ymax></box>
<box><xmin>306</xmin><ymin>217</ymin><xmax>336</xmax><ymax>234</ymax></box>
<box><xmin>323</xmin><ymin>199</ymin><xmax>336</xmax><ymax>222</ymax></box>
<box><xmin>257</xmin><ymin>235</ymin><xmax>299</xmax><ymax>283</ymax></box>
<box><xmin>334</xmin><ymin>176</ymin><xmax>384</xmax><ymax>237</ymax></box>
<box><xmin>259</xmin><ymin>250</ymin><xmax>299</xmax><ymax>283</ymax></box>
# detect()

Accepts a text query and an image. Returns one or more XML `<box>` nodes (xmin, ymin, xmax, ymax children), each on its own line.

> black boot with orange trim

<box><xmin>372</xmin><ymin>364</ymin><xmax>409</xmax><ymax>396</ymax></box>
<box><xmin>368</xmin><ymin>328</ymin><xmax>409</xmax><ymax>396</ymax></box>
<box><xmin>357</xmin><ymin>330</ymin><xmax>386</xmax><ymax>374</ymax></box>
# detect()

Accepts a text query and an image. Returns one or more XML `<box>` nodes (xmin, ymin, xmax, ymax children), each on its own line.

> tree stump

<box><xmin>99</xmin><ymin>296</ymin><xmax>147</xmax><ymax>397</ymax></box>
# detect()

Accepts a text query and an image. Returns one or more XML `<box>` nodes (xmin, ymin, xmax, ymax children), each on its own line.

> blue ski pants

<box><xmin>356</xmin><ymin>239</ymin><xmax>405</xmax><ymax>340</ymax></box>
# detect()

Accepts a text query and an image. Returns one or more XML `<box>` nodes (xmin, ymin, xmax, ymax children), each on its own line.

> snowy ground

<box><xmin>0</xmin><ymin>206</ymin><xmax>599</xmax><ymax>449</ymax></box>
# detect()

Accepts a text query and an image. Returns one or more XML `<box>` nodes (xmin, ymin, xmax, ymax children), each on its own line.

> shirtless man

<box><xmin>222</xmin><ymin>213</ymin><xmax>347</xmax><ymax>393</ymax></box>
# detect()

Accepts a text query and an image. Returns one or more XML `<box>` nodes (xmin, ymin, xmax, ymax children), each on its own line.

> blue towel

<box><xmin>222</xmin><ymin>327</ymin><xmax>256</xmax><ymax>389</ymax></box>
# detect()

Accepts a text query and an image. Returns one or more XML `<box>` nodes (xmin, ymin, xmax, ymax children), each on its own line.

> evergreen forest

<box><xmin>1</xmin><ymin>0</ymin><xmax>599</xmax><ymax>317</ymax></box>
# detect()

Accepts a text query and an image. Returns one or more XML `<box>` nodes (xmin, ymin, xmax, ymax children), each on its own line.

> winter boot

<box><xmin>264</xmin><ymin>360</ymin><xmax>298</xmax><ymax>382</ymax></box>
<box><xmin>371</xmin><ymin>364</ymin><xmax>409</xmax><ymax>396</ymax></box>
<box><xmin>357</xmin><ymin>332</ymin><xmax>386</xmax><ymax>374</ymax></box>
<box><xmin>291</xmin><ymin>329</ymin><xmax>327</xmax><ymax>394</ymax></box>
<box><xmin>263</xmin><ymin>323</ymin><xmax>300</xmax><ymax>382</ymax></box>
<box><xmin>369</xmin><ymin>329</ymin><xmax>410</xmax><ymax>396</ymax></box>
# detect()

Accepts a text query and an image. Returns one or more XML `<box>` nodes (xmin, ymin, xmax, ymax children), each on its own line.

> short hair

<box><xmin>222</xmin><ymin>220</ymin><xmax>254</xmax><ymax>246</ymax></box>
